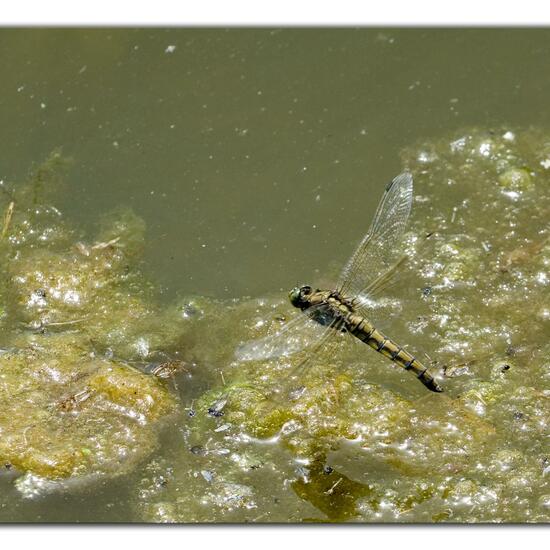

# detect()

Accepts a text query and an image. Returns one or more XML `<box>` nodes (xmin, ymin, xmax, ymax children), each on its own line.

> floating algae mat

<box><xmin>2</xmin><ymin>128</ymin><xmax>550</xmax><ymax>522</ymax></box>
<box><xmin>0</xmin><ymin>153</ymin><xmax>187</xmax><ymax>499</ymax></box>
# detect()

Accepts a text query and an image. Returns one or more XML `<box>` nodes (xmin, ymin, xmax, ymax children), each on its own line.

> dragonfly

<box><xmin>236</xmin><ymin>172</ymin><xmax>443</xmax><ymax>395</ymax></box>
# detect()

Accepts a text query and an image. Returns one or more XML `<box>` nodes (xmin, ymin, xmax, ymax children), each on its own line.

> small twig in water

<box><xmin>450</xmin><ymin>207</ymin><xmax>457</xmax><ymax>224</ymax></box>
<box><xmin>324</xmin><ymin>477</ymin><xmax>343</xmax><ymax>495</ymax></box>
<box><xmin>44</xmin><ymin>317</ymin><xmax>90</xmax><ymax>327</ymax></box>
<box><xmin>91</xmin><ymin>236</ymin><xmax>121</xmax><ymax>250</ymax></box>
<box><xmin>1</xmin><ymin>201</ymin><xmax>15</xmax><ymax>239</ymax></box>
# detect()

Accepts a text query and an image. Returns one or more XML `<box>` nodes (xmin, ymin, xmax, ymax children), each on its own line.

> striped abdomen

<box><xmin>347</xmin><ymin>315</ymin><xmax>443</xmax><ymax>393</ymax></box>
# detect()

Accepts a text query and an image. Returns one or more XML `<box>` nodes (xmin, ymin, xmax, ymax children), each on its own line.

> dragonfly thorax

<box><xmin>289</xmin><ymin>285</ymin><xmax>334</xmax><ymax>310</ymax></box>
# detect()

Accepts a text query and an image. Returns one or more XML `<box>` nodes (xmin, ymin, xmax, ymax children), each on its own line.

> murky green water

<box><xmin>1</xmin><ymin>28</ymin><xmax>550</xmax><ymax>522</ymax></box>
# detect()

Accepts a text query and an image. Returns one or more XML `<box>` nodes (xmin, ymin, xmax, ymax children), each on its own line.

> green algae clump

<box><xmin>497</xmin><ymin>167</ymin><xmax>533</xmax><ymax>191</ymax></box>
<box><xmin>0</xmin><ymin>153</ymin><xmax>184</xmax><ymax>487</ymax></box>
<box><xmin>0</xmin><ymin>337</ymin><xmax>176</xmax><ymax>479</ymax></box>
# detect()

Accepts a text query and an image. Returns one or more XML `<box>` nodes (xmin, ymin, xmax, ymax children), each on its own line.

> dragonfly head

<box><xmin>289</xmin><ymin>285</ymin><xmax>313</xmax><ymax>310</ymax></box>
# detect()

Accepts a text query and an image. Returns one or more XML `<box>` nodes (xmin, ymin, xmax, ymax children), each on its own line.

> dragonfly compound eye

<box><xmin>288</xmin><ymin>286</ymin><xmax>302</xmax><ymax>307</ymax></box>
<box><xmin>289</xmin><ymin>285</ymin><xmax>312</xmax><ymax>308</ymax></box>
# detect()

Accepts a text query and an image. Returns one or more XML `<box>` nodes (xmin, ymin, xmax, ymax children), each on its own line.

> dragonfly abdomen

<box><xmin>348</xmin><ymin>316</ymin><xmax>443</xmax><ymax>392</ymax></box>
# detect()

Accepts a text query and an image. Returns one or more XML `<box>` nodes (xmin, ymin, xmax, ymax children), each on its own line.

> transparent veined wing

<box><xmin>338</xmin><ymin>172</ymin><xmax>413</xmax><ymax>300</ymax></box>
<box><xmin>272</xmin><ymin>315</ymin><xmax>350</xmax><ymax>402</ymax></box>
<box><xmin>235</xmin><ymin>303</ymin><xmax>340</xmax><ymax>362</ymax></box>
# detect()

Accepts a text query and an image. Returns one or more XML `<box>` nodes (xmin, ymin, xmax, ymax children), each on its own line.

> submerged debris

<box><xmin>208</xmin><ymin>396</ymin><xmax>228</xmax><ymax>417</ymax></box>
<box><xmin>148</xmin><ymin>360</ymin><xmax>188</xmax><ymax>379</ymax></box>
<box><xmin>499</xmin><ymin>234</ymin><xmax>550</xmax><ymax>272</ymax></box>
<box><xmin>57</xmin><ymin>387</ymin><xmax>95</xmax><ymax>412</ymax></box>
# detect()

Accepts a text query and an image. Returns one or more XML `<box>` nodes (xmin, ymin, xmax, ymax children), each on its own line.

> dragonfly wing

<box><xmin>235</xmin><ymin>303</ymin><xmax>335</xmax><ymax>362</ymax></box>
<box><xmin>352</xmin><ymin>230</ymin><xmax>434</xmax><ymax>321</ymax></box>
<box><xmin>338</xmin><ymin>172</ymin><xmax>413</xmax><ymax>298</ymax></box>
<box><xmin>274</xmin><ymin>316</ymin><xmax>349</xmax><ymax>400</ymax></box>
